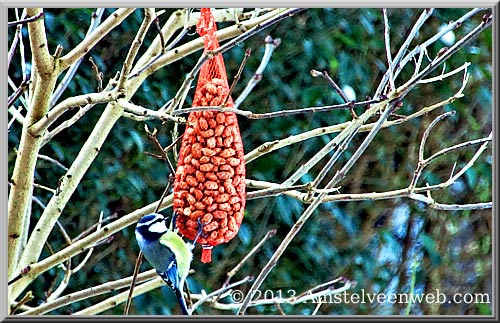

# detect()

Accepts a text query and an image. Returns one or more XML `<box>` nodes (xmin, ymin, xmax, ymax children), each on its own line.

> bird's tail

<box><xmin>174</xmin><ymin>288</ymin><xmax>190</xmax><ymax>315</ymax></box>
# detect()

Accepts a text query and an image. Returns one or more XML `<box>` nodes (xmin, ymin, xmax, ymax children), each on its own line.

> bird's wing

<box><xmin>159</xmin><ymin>231</ymin><xmax>193</xmax><ymax>281</ymax></box>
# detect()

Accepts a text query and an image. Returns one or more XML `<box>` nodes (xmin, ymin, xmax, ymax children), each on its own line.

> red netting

<box><xmin>173</xmin><ymin>8</ymin><xmax>246</xmax><ymax>263</ymax></box>
<box><xmin>192</xmin><ymin>8</ymin><xmax>233</xmax><ymax>109</ymax></box>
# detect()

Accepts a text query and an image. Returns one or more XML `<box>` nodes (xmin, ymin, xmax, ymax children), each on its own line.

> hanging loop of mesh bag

<box><xmin>173</xmin><ymin>8</ymin><xmax>246</xmax><ymax>263</ymax></box>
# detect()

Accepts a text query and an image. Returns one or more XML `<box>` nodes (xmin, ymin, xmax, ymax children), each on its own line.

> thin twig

<box><xmin>310</xmin><ymin>69</ymin><xmax>357</xmax><ymax>118</ymax></box>
<box><xmin>71</xmin><ymin>211</ymin><xmax>107</xmax><ymax>274</ymax></box>
<box><xmin>311</xmin><ymin>69</ymin><xmax>350</xmax><ymax>103</ymax></box>
<box><xmin>223</xmin><ymin>48</ymin><xmax>252</xmax><ymax>106</ymax></box>
<box><xmin>383</xmin><ymin>9</ymin><xmax>395</xmax><ymax>92</ymax></box>
<box><xmin>123</xmin><ymin>252</ymin><xmax>143</xmax><ymax>315</ymax></box>
<box><xmin>234</xmin><ymin>35</ymin><xmax>280</xmax><ymax>108</ymax></box>
<box><xmin>155</xmin><ymin>177</ymin><xmax>174</xmax><ymax>214</ymax></box>
<box><xmin>425</xmin><ymin>134</ymin><xmax>491</xmax><ymax>164</ymax></box>
<box><xmin>8</xmin><ymin>12</ymin><xmax>44</xmax><ymax>27</ymax></box>
<box><xmin>374</xmin><ymin>8</ymin><xmax>434</xmax><ymax>97</ymax></box>
<box><xmin>73</xmin><ymin>214</ymin><xmax>118</xmax><ymax>242</ymax></box>
<box><xmin>8</xmin><ymin>75</ymin><xmax>31</xmax><ymax>108</ymax></box>
<box><xmin>37</xmin><ymin>154</ymin><xmax>69</xmax><ymax>171</ymax></box>
<box><xmin>419</xmin><ymin>111</ymin><xmax>456</xmax><ymax>161</ymax></box>
<box><xmin>418</xmin><ymin>61</ymin><xmax>470</xmax><ymax>84</ymax></box>
<box><xmin>309</xmin><ymin>126</ymin><xmax>359</xmax><ymax>190</ymax></box>
<box><xmin>120</xmin><ymin>99</ymin><xmax>184</xmax><ymax>123</ymax></box>
<box><xmin>223</xmin><ymin>229</ymin><xmax>276</xmax><ymax>287</ymax></box>
<box><xmin>246</xmin><ymin>183</ymin><xmax>311</xmax><ymax>200</ymax></box>
<box><xmin>32</xmin><ymin>182</ymin><xmax>56</xmax><ymax>194</ymax></box>
<box><xmin>49</xmin><ymin>8</ymin><xmax>105</xmax><ymax>108</ymax></box>
<box><xmin>20</xmin><ymin>270</ymin><xmax>158</xmax><ymax>315</ymax></box>
<box><xmin>144</xmin><ymin>125</ymin><xmax>175</xmax><ymax>173</ymax></box>
<box><xmin>89</xmin><ymin>56</ymin><xmax>103</xmax><ymax>92</ymax></box>
<box><xmin>153</xmin><ymin>12</ymin><xmax>166</xmax><ymax>54</ymax></box>
<box><xmin>410</xmin><ymin>111</ymin><xmax>456</xmax><ymax>191</ymax></box>
<box><xmin>172</xmin><ymin>97</ymin><xmax>381</xmax><ymax>118</ymax></box>
<box><xmin>165</xmin><ymin>8</ymin><xmax>305</xmax><ymax>114</ymax></box>
<box><xmin>46</xmin><ymin>259</ymin><xmax>72</xmax><ymax>302</ymax></box>
<box><xmin>8</xmin><ymin>20</ymin><xmax>24</xmax><ymax>69</ymax></box>
<box><xmin>238</xmin><ymin>101</ymin><xmax>396</xmax><ymax>314</ymax></box>
<box><xmin>189</xmin><ymin>276</ymin><xmax>253</xmax><ymax>313</ymax></box>
<box><xmin>117</xmin><ymin>8</ymin><xmax>155</xmax><ymax>93</ymax></box>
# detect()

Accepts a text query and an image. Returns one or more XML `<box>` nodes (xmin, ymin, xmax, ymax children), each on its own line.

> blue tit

<box><xmin>135</xmin><ymin>213</ymin><xmax>200</xmax><ymax>315</ymax></box>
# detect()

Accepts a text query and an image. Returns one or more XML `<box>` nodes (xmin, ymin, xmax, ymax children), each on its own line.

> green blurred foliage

<box><xmin>8</xmin><ymin>8</ymin><xmax>492</xmax><ymax>315</ymax></box>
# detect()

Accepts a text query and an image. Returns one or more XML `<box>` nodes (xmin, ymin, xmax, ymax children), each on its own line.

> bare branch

<box><xmin>41</xmin><ymin>73</ymin><xmax>120</xmax><ymax>147</ymax></box>
<box><xmin>29</xmin><ymin>90</ymin><xmax>120</xmax><ymax>136</ymax></box>
<box><xmin>238</xmin><ymin>101</ymin><xmax>396</xmax><ymax>314</ymax></box>
<box><xmin>394</xmin><ymin>8</ymin><xmax>489</xmax><ymax>90</ymax></box>
<box><xmin>49</xmin><ymin>8</ymin><xmax>105</xmax><ymax>108</ymax></box>
<box><xmin>172</xmin><ymin>97</ymin><xmax>380</xmax><ymax>119</ymax></box>
<box><xmin>243</xmin><ymin>89</ymin><xmax>464</xmax><ymax>164</ymax></box>
<box><xmin>223</xmin><ymin>48</ymin><xmax>252</xmax><ymax>107</ymax></box>
<box><xmin>418</xmin><ymin>61</ymin><xmax>470</xmax><ymax>84</ymax></box>
<box><xmin>119</xmin><ymin>99</ymin><xmax>185</xmax><ymax>123</ymax></box>
<box><xmin>8</xmin><ymin>75</ymin><xmax>30</xmax><ymax>109</ymax></box>
<box><xmin>59</xmin><ymin>8</ymin><xmax>135</xmax><ymax>70</ymax></box>
<box><xmin>117</xmin><ymin>8</ymin><xmax>156</xmax><ymax>94</ymax></box>
<box><xmin>234</xmin><ymin>35</ymin><xmax>281</xmax><ymax>108</ymax></box>
<box><xmin>9</xmin><ymin>194</ymin><xmax>173</xmax><ymax>300</ymax></box>
<box><xmin>8</xmin><ymin>12</ymin><xmax>44</xmax><ymax>27</ymax></box>
<box><xmin>25</xmin><ymin>8</ymin><xmax>52</xmax><ymax>76</ymax></box>
<box><xmin>162</xmin><ymin>8</ymin><xmax>305</xmax><ymax>114</ymax></box>
<box><xmin>72</xmin><ymin>277</ymin><xmax>165</xmax><ymax>315</ymax></box>
<box><xmin>383</xmin><ymin>8</ymin><xmax>395</xmax><ymax>91</ymax></box>
<box><xmin>374</xmin><ymin>8</ymin><xmax>434</xmax><ymax>97</ymax></box>
<box><xmin>19</xmin><ymin>270</ymin><xmax>158</xmax><ymax>315</ymax></box>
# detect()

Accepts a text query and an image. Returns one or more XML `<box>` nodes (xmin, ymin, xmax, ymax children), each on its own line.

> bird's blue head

<box><xmin>135</xmin><ymin>213</ymin><xmax>169</xmax><ymax>243</ymax></box>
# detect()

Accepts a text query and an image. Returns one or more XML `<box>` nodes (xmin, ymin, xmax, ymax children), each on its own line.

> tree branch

<box><xmin>117</xmin><ymin>8</ymin><xmax>155</xmax><ymax>94</ymax></box>
<box><xmin>12</xmin><ymin>102</ymin><xmax>124</xmax><ymax>302</ymax></box>
<box><xmin>59</xmin><ymin>8</ymin><xmax>135</xmax><ymax>71</ymax></box>
<box><xmin>25</xmin><ymin>8</ymin><xmax>51</xmax><ymax>76</ymax></box>
<box><xmin>49</xmin><ymin>8</ymin><xmax>105</xmax><ymax>108</ymax></box>
<box><xmin>374</xmin><ymin>8</ymin><xmax>434</xmax><ymax>97</ymax></box>
<box><xmin>29</xmin><ymin>90</ymin><xmax>119</xmax><ymax>136</ymax></box>
<box><xmin>19</xmin><ymin>270</ymin><xmax>158</xmax><ymax>315</ymax></box>
<box><xmin>234</xmin><ymin>35</ymin><xmax>281</xmax><ymax>108</ymax></box>
<box><xmin>9</xmin><ymin>194</ymin><xmax>173</xmax><ymax>303</ymax></box>
<box><xmin>8</xmin><ymin>7</ymin><xmax>57</xmax><ymax>281</ymax></box>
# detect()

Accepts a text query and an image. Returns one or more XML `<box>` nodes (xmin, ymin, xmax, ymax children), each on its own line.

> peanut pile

<box><xmin>173</xmin><ymin>78</ymin><xmax>246</xmax><ymax>255</ymax></box>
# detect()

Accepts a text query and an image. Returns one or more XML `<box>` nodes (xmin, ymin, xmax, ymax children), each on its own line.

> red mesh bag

<box><xmin>173</xmin><ymin>8</ymin><xmax>246</xmax><ymax>263</ymax></box>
